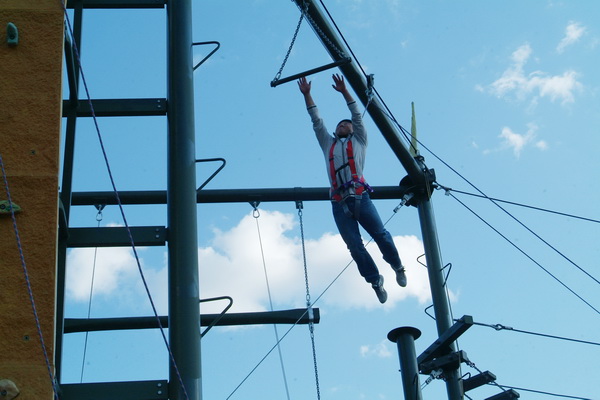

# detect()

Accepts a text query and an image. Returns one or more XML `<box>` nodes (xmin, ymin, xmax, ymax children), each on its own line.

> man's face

<box><xmin>335</xmin><ymin>120</ymin><xmax>353</xmax><ymax>138</ymax></box>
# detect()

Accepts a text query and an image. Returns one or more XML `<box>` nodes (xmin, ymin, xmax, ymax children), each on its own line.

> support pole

<box><xmin>57</xmin><ymin>0</ymin><xmax>84</xmax><ymax>382</ymax></box>
<box><xmin>167</xmin><ymin>0</ymin><xmax>201</xmax><ymax>399</ymax></box>
<box><xmin>388</xmin><ymin>327</ymin><xmax>423</xmax><ymax>400</ymax></box>
<box><xmin>417</xmin><ymin>193</ymin><xmax>463</xmax><ymax>400</ymax></box>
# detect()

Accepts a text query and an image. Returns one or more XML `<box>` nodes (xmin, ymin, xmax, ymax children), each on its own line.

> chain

<box><xmin>302</xmin><ymin>6</ymin><xmax>346</xmax><ymax>59</ymax></box>
<box><xmin>297</xmin><ymin>201</ymin><xmax>321</xmax><ymax>400</ymax></box>
<box><xmin>273</xmin><ymin>3</ymin><xmax>306</xmax><ymax>81</ymax></box>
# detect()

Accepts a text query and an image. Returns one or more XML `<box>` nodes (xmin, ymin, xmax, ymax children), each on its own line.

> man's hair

<box><xmin>337</xmin><ymin>119</ymin><xmax>352</xmax><ymax>127</ymax></box>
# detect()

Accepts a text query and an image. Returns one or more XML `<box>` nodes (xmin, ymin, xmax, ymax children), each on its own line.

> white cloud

<box><xmin>66</xmin><ymin>247</ymin><xmax>140</xmax><ymax>301</ymax></box>
<box><xmin>487</xmin><ymin>43</ymin><xmax>582</xmax><ymax>105</ymax></box>
<box><xmin>66</xmin><ymin>210</ymin><xmax>435</xmax><ymax>315</ymax></box>
<box><xmin>360</xmin><ymin>340</ymin><xmax>393</xmax><ymax>358</ymax></box>
<box><xmin>483</xmin><ymin>123</ymin><xmax>547</xmax><ymax>158</ymax></box>
<box><xmin>557</xmin><ymin>21</ymin><xmax>586</xmax><ymax>53</ymax></box>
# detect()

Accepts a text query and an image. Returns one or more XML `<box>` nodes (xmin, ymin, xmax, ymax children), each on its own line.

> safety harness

<box><xmin>328</xmin><ymin>137</ymin><xmax>373</xmax><ymax>218</ymax></box>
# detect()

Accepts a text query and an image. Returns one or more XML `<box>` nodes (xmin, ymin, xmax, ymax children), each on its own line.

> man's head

<box><xmin>335</xmin><ymin>119</ymin><xmax>353</xmax><ymax>138</ymax></box>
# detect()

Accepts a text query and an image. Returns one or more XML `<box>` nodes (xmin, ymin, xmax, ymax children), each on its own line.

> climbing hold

<box><xmin>6</xmin><ymin>23</ymin><xmax>18</xmax><ymax>46</ymax></box>
<box><xmin>0</xmin><ymin>379</ymin><xmax>20</xmax><ymax>400</ymax></box>
<box><xmin>0</xmin><ymin>200</ymin><xmax>21</xmax><ymax>214</ymax></box>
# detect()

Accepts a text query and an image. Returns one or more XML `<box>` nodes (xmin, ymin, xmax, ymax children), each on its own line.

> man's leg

<box><xmin>332</xmin><ymin>199</ymin><xmax>380</xmax><ymax>284</ymax></box>
<box><xmin>356</xmin><ymin>193</ymin><xmax>407</xmax><ymax>287</ymax></box>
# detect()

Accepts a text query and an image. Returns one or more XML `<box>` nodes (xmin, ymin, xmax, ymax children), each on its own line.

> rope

<box><xmin>0</xmin><ymin>153</ymin><xmax>60</xmax><ymax>400</ymax></box>
<box><xmin>296</xmin><ymin>201</ymin><xmax>321</xmax><ymax>400</ymax></box>
<box><xmin>59</xmin><ymin>3</ymin><xmax>190</xmax><ymax>398</ymax></box>
<box><xmin>252</xmin><ymin>204</ymin><xmax>291</xmax><ymax>400</ymax></box>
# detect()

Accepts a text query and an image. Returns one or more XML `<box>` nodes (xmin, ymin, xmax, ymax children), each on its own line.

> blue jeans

<box><xmin>332</xmin><ymin>192</ymin><xmax>402</xmax><ymax>284</ymax></box>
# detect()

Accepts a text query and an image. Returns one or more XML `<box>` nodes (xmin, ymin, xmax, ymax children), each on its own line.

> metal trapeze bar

<box><xmin>270</xmin><ymin>57</ymin><xmax>351</xmax><ymax>87</ymax></box>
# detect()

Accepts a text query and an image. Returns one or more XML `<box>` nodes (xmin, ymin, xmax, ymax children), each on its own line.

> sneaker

<box><xmin>393</xmin><ymin>266</ymin><xmax>407</xmax><ymax>287</ymax></box>
<box><xmin>371</xmin><ymin>275</ymin><xmax>388</xmax><ymax>304</ymax></box>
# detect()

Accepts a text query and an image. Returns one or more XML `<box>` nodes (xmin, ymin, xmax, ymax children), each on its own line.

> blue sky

<box><xmin>60</xmin><ymin>1</ymin><xmax>599</xmax><ymax>399</ymax></box>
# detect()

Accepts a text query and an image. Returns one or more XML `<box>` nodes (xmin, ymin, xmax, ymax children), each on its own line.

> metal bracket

<box><xmin>195</xmin><ymin>157</ymin><xmax>226</xmax><ymax>191</ymax></box>
<box><xmin>419</xmin><ymin>350</ymin><xmax>470</xmax><ymax>375</ymax></box>
<box><xmin>192</xmin><ymin>41</ymin><xmax>221</xmax><ymax>71</ymax></box>
<box><xmin>398</xmin><ymin>166</ymin><xmax>437</xmax><ymax>207</ymax></box>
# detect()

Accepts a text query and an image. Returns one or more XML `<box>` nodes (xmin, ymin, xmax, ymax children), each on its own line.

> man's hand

<box><xmin>298</xmin><ymin>76</ymin><xmax>315</xmax><ymax>107</ymax></box>
<box><xmin>331</xmin><ymin>73</ymin><xmax>347</xmax><ymax>93</ymax></box>
<box><xmin>298</xmin><ymin>76</ymin><xmax>312</xmax><ymax>95</ymax></box>
<box><xmin>332</xmin><ymin>73</ymin><xmax>354</xmax><ymax>103</ymax></box>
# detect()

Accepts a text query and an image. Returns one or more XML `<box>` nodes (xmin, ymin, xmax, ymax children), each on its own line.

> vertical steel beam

<box><xmin>388</xmin><ymin>327</ymin><xmax>423</xmax><ymax>400</ymax></box>
<box><xmin>417</xmin><ymin>194</ymin><xmax>463</xmax><ymax>400</ymax></box>
<box><xmin>56</xmin><ymin>0</ymin><xmax>84</xmax><ymax>382</ymax></box>
<box><xmin>167</xmin><ymin>0</ymin><xmax>201</xmax><ymax>399</ymax></box>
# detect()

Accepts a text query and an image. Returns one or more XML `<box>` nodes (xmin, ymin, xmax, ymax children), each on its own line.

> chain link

<box><xmin>297</xmin><ymin>202</ymin><xmax>321</xmax><ymax>400</ymax></box>
<box><xmin>302</xmin><ymin>6</ymin><xmax>346</xmax><ymax>59</ymax></box>
<box><xmin>273</xmin><ymin>1</ymin><xmax>347</xmax><ymax>83</ymax></box>
<box><xmin>273</xmin><ymin>3</ymin><xmax>306</xmax><ymax>81</ymax></box>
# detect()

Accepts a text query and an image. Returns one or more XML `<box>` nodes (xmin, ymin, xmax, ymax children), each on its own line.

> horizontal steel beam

<box><xmin>65</xmin><ymin>0</ymin><xmax>166</xmax><ymax>8</ymax></box>
<box><xmin>69</xmin><ymin>186</ymin><xmax>405</xmax><ymax>206</ymax></box>
<box><xmin>64</xmin><ymin>308</ymin><xmax>320</xmax><ymax>333</ymax></box>
<box><xmin>67</xmin><ymin>226</ymin><xmax>167</xmax><ymax>247</ymax></box>
<box><xmin>60</xmin><ymin>380</ymin><xmax>168</xmax><ymax>400</ymax></box>
<box><xmin>62</xmin><ymin>98</ymin><xmax>167</xmax><ymax>117</ymax></box>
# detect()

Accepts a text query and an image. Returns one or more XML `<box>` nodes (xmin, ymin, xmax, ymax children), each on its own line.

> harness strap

<box><xmin>328</xmin><ymin>138</ymin><xmax>372</xmax><ymax>203</ymax></box>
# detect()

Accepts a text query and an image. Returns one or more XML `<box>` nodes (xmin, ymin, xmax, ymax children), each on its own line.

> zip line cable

<box><xmin>1</xmin><ymin>153</ymin><xmax>60</xmax><ymax>400</ymax></box>
<box><xmin>438</xmin><ymin>184</ymin><xmax>600</xmax><ymax>286</ymax></box>
<box><xmin>441</xmin><ymin>187</ymin><xmax>600</xmax><ymax>224</ymax></box>
<box><xmin>467</xmin><ymin>319</ymin><xmax>600</xmax><ymax>347</ymax></box>
<box><xmin>60</xmin><ymin>4</ymin><xmax>190</xmax><ymax>399</ymax></box>
<box><xmin>252</xmin><ymin>205</ymin><xmax>292</xmax><ymax>400</ymax></box>
<box><xmin>447</xmin><ymin>191</ymin><xmax>600</xmax><ymax>315</ymax></box>
<box><xmin>489</xmin><ymin>384</ymin><xmax>594</xmax><ymax>400</ymax></box>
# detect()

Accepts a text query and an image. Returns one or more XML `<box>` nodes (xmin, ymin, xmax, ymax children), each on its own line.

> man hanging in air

<box><xmin>298</xmin><ymin>74</ymin><xmax>407</xmax><ymax>304</ymax></box>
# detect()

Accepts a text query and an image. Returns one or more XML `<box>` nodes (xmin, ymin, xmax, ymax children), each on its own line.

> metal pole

<box><xmin>167</xmin><ymin>0</ymin><xmax>201</xmax><ymax>399</ymax></box>
<box><xmin>388</xmin><ymin>327</ymin><xmax>423</xmax><ymax>400</ymax></box>
<box><xmin>56</xmin><ymin>0</ymin><xmax>84</xmax><ymax>382</ymax></box>
<box><xmin>417</xmin><ymin>194</ymin><xmax>463</xmax><ymax>400</ymax></box>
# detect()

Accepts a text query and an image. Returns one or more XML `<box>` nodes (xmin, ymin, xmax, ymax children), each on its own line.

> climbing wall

<box><xmin>0</xmin><ymin>1</ymin><xmax>64</xmax><ymax>399</ymax></box>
